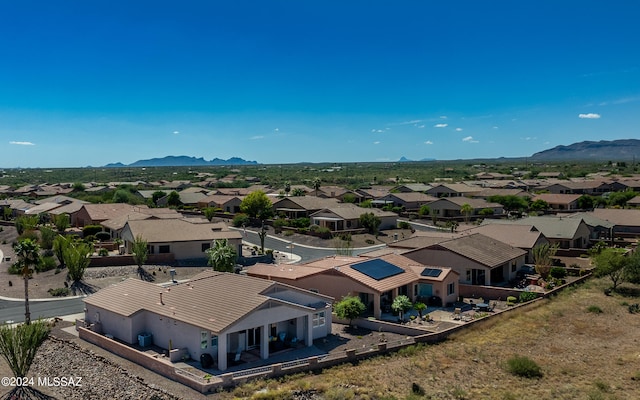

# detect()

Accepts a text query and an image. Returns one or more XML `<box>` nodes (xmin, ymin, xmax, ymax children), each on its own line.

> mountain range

<box><xmin>104</xmin><ymin>156</ymin><xmax>258</xmax><ymax>168</ymax></box>
<box><xmin>102</xmin><ymin>139</ymin><xmax>639</xmax><ymax>167</ymax></box>
<box><xmin>530</xmin><ymin>139</ymin><xmax>640</xmax><ymax>161</ymax></box>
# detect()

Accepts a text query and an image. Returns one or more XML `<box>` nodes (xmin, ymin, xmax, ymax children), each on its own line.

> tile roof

<box><xmin>82</xmin><ymin>204</ymin><xmax>148</xmax><ymax>222</ymax></box>
<box><xmin>482</xmin><ymin>216</ymin><xmax>586</xmax><ymax>240</ymax></box>
<box><xmin>532</xmin><ymin>193</ymin><xmax>581</xmax><ymax>204</ymax></box>
<box><xmin>420</xmin><ymin>233</ymin><xmax>526</xmax><ymax>267</ymax></box>
<box><xmin>466</xmin><ymin>224</ymin><xmax>545</xmax><ymax>249</ymax></box>
<box><xmin>591</xmin><ymin>208</ymin><xmax>640</xmax><ymax>227</ymax></box>
<box><xmin>84</xmin><ymin>271</ymin><xmax>327</xmax><ymax>333</ymax></box>
<box><xmin>124</xmin><ymin>218</ymin><xmax>242</xmax><ymax>243</ymax></box>
<box><xmin>273</xmin><ymin>196</ymin><xmax>341</xmax><ymax>211</ymax></box>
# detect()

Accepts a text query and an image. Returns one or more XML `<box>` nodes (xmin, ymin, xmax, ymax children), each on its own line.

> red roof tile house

<box><xmin>82</xmin><ymin>271</ymin><xmax>333</xmax><ymax>371</ymax></box>
<box><xmin>248</xmin><ymin>254</ymin><xmax>459</xmax><ymax>319</ymax></box>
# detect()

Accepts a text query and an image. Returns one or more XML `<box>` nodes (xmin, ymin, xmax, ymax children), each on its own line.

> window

<box><xmin>200</xmin><ymin>331</ymin><xmax>208</xmax><ymax>349</ymax></box>
<box><xmin>447</xmin><ymin>282</ymin><xmax>455</xmax><ymax>296</ymax></box>
<box><xmin>313</xmin><ymin>311</ymin><xmax>325</xmax><ymax>328</ymax></box>
<box><xmin>202</xmin><ymin>243</ymin><xmax>211</xmax><ymax>252</ymax></box>
<box><xmin>511</xmin><ymin>261</ymin><xmax>517</xmax><ymax>272</ymax></box>
<box><xmin>210</xmin><ymin>335</ymin><xmax>218</xmax><ymax>347</ymax></box>
<box><xmin>148</xmin><ymin>245</ymin><xmax>155</xmax><ymax>254</ymax></box>
<box><xmin>466</xmin><ymin>269</ymin><xmax>471</xmax><ymax>282</ymax></box>
<box><xmin>159</xmin><ymin>245</ymin><xmax>170</xmax><ymax>254</ymax></box>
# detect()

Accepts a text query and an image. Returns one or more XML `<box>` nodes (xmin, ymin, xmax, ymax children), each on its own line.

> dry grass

<box><xmin>225</xmin><ymin>278</ymin><xmax>640</xmax><ymax>400</ymax></box>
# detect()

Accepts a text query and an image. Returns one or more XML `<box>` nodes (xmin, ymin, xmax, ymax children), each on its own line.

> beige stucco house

<box><xmin>120</xmin><ymin>218</ymin><xmax>243</xmax><ymax>263</ymax></box>
<box><xmin>248</xmin><ymin>254</ymin><xmax>459</xmax><ymax>318</ymax></box>
<box><xmin>83</xmin><ymin>271</ymin><xmax>333</xmax><ymax>371</ymax></box>
<box><xmin>309</xmin><ymin>205</ymin><xmax>398</xmax><ymax>232</ymax></box>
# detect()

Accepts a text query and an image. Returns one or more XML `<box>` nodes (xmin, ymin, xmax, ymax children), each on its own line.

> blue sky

<box><xmin>1</xmin><ymin>1</ymin><xmax>639</xmax><ymax>168</ymax></box>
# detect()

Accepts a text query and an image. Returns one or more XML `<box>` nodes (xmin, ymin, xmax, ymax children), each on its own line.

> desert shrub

<box><xmin>392</xmin><ymin>206</ymin><xmax>404</xmax><ymax>213</ymax></box>
<box><xmin>627</xmin><ymin>303</ymin><xmax>640</xmax><ymax>314</ymax></box>
<box><xmin>273</xmin><ymin>218</ymin><xmax>288</xmax><ymax>231</ymax></box>
<box><xmin>18</xmin><ymin>230</ymin><xmax>39</xmax><ymax>242</ymax></box>
<box><xmin>48</xmin><ymin>287</ymin><xmax>70</xmax><ymax>297</ymax></box>
<box><xmin>308</xmin><ymin>224</ymin><xmax>320</xmax><ymax>233</ymax></box>
<box><xmin>398</xmin><ymin>221</ymin><xmax>411</xmax><ymax>229</ymax></box>
<box><xmin>231</xmin><ymin>213</ymin><xmax>249</xmax><ymax>227</ymax></box>
<box><xmin>587</xmin><ymin>305</ymin><xmax>603</xmax><ymax>314</ymax></box>
<box><xmin>519</xmin><ymin>291</ymin><xmax>538</xmax><ymax>303</ymax></box>
<box><xmin>290</xmin><ymin>217</ymin><xmax>310</xmax><ymax>229</ymax></box>
<box><xmin>550</xmin><ymin>266</ymin><xmax>567</xmax><ymax>279</ymax></box>
<box><xmin>505</xmin><ymin>355</ymin><xmax>542</xmax><ymax>378</ymax></box>
<box><xmin>82</xmin><ymin>225</ymin><xmax>103</xmax><ymax>238</ymax></box>
<box><xmin>339</xmin><ymin>233</ymin><xmax>352</xmax><ymax>241</ymax></box>
<box><xmin>98</xmin><ymin>248</ymin><xmax>109</xmax><ymax>256</ymax></box>
<box><xmin>506</xmin><ymin>296</ymin><xmax>517</xmax><ymax>304</ymax></box>
<box><xmin>315</xmin><ymin>226</ymin><xmax>332</xmax><ymax>239</ymax></box>
<box><xmin>37</xmin><ymin>256</ymin><xmax>57</xmax><ymax>272</ymax></box>
<box><xmin>283</xmin><ymin>230</ymin><xmax>294</xmax><ymax>237</ymax></box>
<box><xmin>365</xmin><ymin>239</ymin><xmax>375</xmax><ymax>245</ymax></box>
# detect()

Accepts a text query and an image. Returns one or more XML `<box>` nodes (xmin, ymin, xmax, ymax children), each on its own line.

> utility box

<box><xmin>138</xmin><ymin>333</ymin><xmax>152</xmax><ymax>347</ymax></box>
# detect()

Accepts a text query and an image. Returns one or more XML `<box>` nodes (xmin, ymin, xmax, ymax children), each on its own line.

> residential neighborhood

<box><xmin>1</xmin><ymin>168</ymin><xmax>640</xmax><ymax>396</ymax></box>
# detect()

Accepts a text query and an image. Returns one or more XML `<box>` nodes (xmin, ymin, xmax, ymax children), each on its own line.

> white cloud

<box><xmin>10</xmin><ymin>141</ymin><xmax>35</xmax><ymax>146</ymax></box>
<box><xmin>439</xmin><ymin>116</ymin><xmax>447</xmax><ymax>119</ymax></box>
<box><xmin>172</xmin><ymin>131</ymin><xmax>180</xmax><ymax>135</ymax></box>
<box><xmin>462</xmin><ymin>136</ymin><xmax>479</xmax><ymax>143</ymax></box>
<box><xmin>455</xmin><ymin>128</ymin><xmax>463</xmax><ymax>132</ymax></box>
<box><xmin>492</xmin><ymin>126</ymin><xmax>499</xmax><ymax>129</ymax></box>
<box><xmin>424</xmin><ymin>140</ymin><xmax>433</xmax><ymax>145</ymax></box>
<box><xmin>274</xmin><ymin>128</ymin><xmax>279</xmax><ymax>132</ymax></box>
<box><xmin>250</xmin><ymin>135</ymin><xmax>264</xmax><ymax>140</ymax></box>
<box><xmin>372</xmin><ymin>129</ymin><xmax>384</xmax><ymax>133</ymax></box>
<box><xmin>434</xmin><ymin>123</ymin><xmax>448</xmax><ymax>128</ymax></box>
<box><xmin>373</xmin><ymin>141</ymin><xmax>381</xmax><ymax>145</ymax></box>
<box><xmin>579</xmin><ymin>113</ymin><xmax>601</xmax><ymax>119</ymax></box>
<box><xmin>418</xmin><ymin>125</ymin><xmax>425</xmax><ymax>128</ymax></box>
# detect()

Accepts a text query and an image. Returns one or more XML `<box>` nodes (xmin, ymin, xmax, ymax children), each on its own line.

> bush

<box><xmin>290</xmin><ymin>217</ymin><xmax>310</xmax><ymax>229</ymax></box>
<box><xmin>95</xmin><ymin>232</ymin><xmax>111</xmax><ymax>242</ymax></box>
<box><xmin>505</xmin><ymin>355</ymin><xmax>542</xmax><ymax>378</ymax></box>
<box><xmin>628</xmin><ymin>303</ymin><xmax>640</xmax><ymax>314</ymax></box>
<box><xmin>37</xmin><ymin>256</ymin><xmax>57</xmax><ymax>272</ymax></box>
<box><xmin>506</xmin><ymin>296</ymin><xmax>517</xmax><ymax>304</ymax></box>
<box><xmin>398</xmin><ymin>221</ymin><xmax>411</xmax><ymax>229</ymax></box>
<box><xmin>98</xmin><ymin>248</ymin><xmax>109</xmax><ymax>256</ymax></box>
<box><xmin>550</xmin><ymin>266</ymin><xmax>567</xmax><ymax>279</ymax></box>
<box><xmin>519</xmin><ymin>291</ymin><xmax>538</xmax><ymax>303</ymax></box>
<box><xmin>315</xmin><ymin>226</ymin><xmax>332</xmax><ymax>239</ymax></box>
<box><xmin>365</xmin><ymin>239</ymin><xmax>375</xmax><ymax>245</ymax></box>
<box><xmin>232</xmin><ymin>213</ymin><xmax>250</xmax><ymax>227</ymax></box>
<box><xmin>82</xmin><ymin>225</ymin><xmax>103</xmax><ymax>238</ymax></box>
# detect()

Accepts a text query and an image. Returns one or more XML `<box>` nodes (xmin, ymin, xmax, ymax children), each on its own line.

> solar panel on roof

<box><xmin>351</xmin><ymin>259</ymin><xmax>404</xmax><ymax>281</ymax></box>
<box><xmin>421</xmin><ymin>268</ymin><xmax>442</xmax><ymax>277</ymax></box>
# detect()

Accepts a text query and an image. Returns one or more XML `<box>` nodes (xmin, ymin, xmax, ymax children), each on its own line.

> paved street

<box><xmin>0</xmin><ymin>296</ymin><xmax>85</xmax><ymax>324</ymax></box>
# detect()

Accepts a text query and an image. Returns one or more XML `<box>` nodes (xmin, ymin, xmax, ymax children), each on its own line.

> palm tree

<box><xmin>206</xmin><ymin>239</ymin><xmax>237</xmax><ymax>272</ymax></box>
<box><xmin>460</xmin><ymin>203</ymin><xmax>473</xmax><ymax>224</ymax></box>
<box><xmin>312</xmin><ymin>177</ymin><xmax>321</xmax><ymax>197</ymax></box>
<box><xmin>284</xmin><ymin>181</ymin><xmax>291</xmax><ymax>197</ymax></box>
<box><xmin>14</xmin><ymin>238</ymin><xmax>41</xmax><ymax>325</ymax></box>
<box><xmin>131</xmin><ymin>235</ymin><xmax>149</xmax><ymax>271</ymax></box>
<box><xmin>532</xmin><ymin>243</ymin><xmax>559</xmax><ymax>280</ymax></box>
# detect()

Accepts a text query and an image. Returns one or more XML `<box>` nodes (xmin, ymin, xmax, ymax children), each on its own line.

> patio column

<box><xmin>373</xmin><ymin>293</ymin><xmax>382</xmax><ymax>319</ymax></box>
<box><xmin>306</xmin><ymin>314</ymin><xmax>313</xmax><ymax>347</ymax></box>
<box><xmin>217</xmin><ymin>332</ymin><xmax>228</xmax><ymax>371</ymax></box>
<box><xmin>261</xmin><ymin>324</ymin><xmax>269</xmax><ymax>360</ymax></box>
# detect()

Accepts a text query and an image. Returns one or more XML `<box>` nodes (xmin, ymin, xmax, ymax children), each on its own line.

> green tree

<box><xmin>334</xmin><ymin>295</ymin><xmax>366</xmax><ymax>326</ymax></box>
<box><xmin>15</xmin><ymin>215</ymin><xmax>38</xmax><ymax>235</ymax></box>
<box><xmin>312</xmin><ymin>177</ymin><xmax>321</xmax><ymax>197</ymax></box>
<box><xmin>487</xmin><ymin>195</ymin><xmax>529</xmax><ymax>214</ymax></box>
<box><xmin>240</xmin><ymin>191</ymin><xmax>274</xmax><ymax>221</ymax></box>
<box><xmin>532</xmin><ymin>243</ymin><xmax>559</xmax><ymax>280</ymax></box>
<box><xmin>39</xmin><ymin>226</ymin><xmax>56</xmax><ymax>250</ymax></box>
<box><xmin>206</xmin><ymin>239</ymin><xmax>237</xmax><ymax>272</ymax></box>
<box><xmin>413</xmin><ymin>301</ymin><xmax>427</xmax><ymax>318</ymax></box>
<box><xmin>291</xmin><ymin>188</ymin><xmax>306</xmax><ymax>197</ymax></box>
<box><xmin>152</xmin><ymin>190</ymin><xmax>167</xmax><ymax>205</ymax></box>
<box><xmin>359</xmin><ymin>212</ymin><xmax>381</xmax><ymax>234</ymax></box>
<box><xmin>392</xmin><ymin>295</ymin><xmax>413</xmax><ymax>321</ymax></box>
<box><xmin>72</xmin><ymin>182</ymin><xmax>85</xmax><ymax>192</ymax></box>
<box><xmin>112</xmin><ymin>189</ymin><xmax>131</xmax><ymax>203</ymax></box>
<box><xmin>167</xmin><ymin>191</ymin><xmax>182</xmax><ymax>207</ymax></box>
<box><xmin>0</xmin><ymin>320</ymin><xmax>51</xmax><ymax>399</ymax></box>
<box><xmin>52</xmin><ymin>213</ymin><xmax>70</xmax><ymax>233</ymax></box>
<box><xmin>342</xmin><ymin>193</ymin><xmax>356</xmax><ymax>203</ymax></box>
<box><xmin>284</xmin><ymin>181</ymin><xmax>291</xmax><ymax>196</ymax></box>
<box><xmin>131</xmin><ymin>235</ymin><xmax>149</xmax><ymax>270</ymax></box>
<box><xmin>53</xmin><ymin>234</ymin><xmax>69</xmax><ymax>267</ymax></box>
<box><xmin>608</xmin><ymin>190</ymin><xmax>637</xmax><ymax>208</ymax></box>
<box><xmin>64</xmin><ymin>239</ymin><xmax>92</xmax><ymax>282</ymax></box>
<box><xmin>460</xmin><ymin>203</ymin><xmax>473</xmax><ymax>223</ymax></box>
<box><xmin>257</xmin><ymin>223</ymin><xmax>269</xmax><ymax>254</ymax></box>
<box><xmin>14</xmin><ymin>238</ymin><xmax>41</xmax><ymax>325</ymax></box>
<box><xmin>593</xmin><ymin>248</ymin><xmax>628</xmax><ymax>290</ymax></box>
<box><xmin>577</xmin><ymin>195</ymin><xmax>595</xmax><ymax>210</ymax></box>
<box><xmin>418</xmin><ymin>205</ymin><xmax>431</xmax><ymax>217</ymax></box>
<box><xmin>529</xmin><ymin>199</ymin><xmax>549</xmax><ymax>213</ymax></box>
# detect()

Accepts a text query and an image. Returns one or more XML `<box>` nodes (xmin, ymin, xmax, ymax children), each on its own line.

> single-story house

<box><xmin>589</xmin><ymin>208</ymin><xmax>640</xmax><ymax>238</ymax></box>
<box><xmin>403</xmin><ymin>233</ymin><xmax>526</xmax><ymax>286</ymax></box>
<box><xmin>531</xmin><ymin>193</ymin><xmax>581</xmax><ymax>211</ymax></box>
<box><xmin>272</xmin><ymin>197</ymin><xmax>341</xmax><ymax>219</ymax></box>
<box><xmin>197</xmin><ymin>195</ymin><xmax>245</xmax><ymax>213</ymax></box>
<box><xmin>465</xmin><ymin>224</ymin><xmax>550</xmax><ymax>264</ymax></box>
<box><xmin>73</xmin><ymin>204</ymin><xmax>149</xmax><ymax>227</ymax></box>
<box><xmin>82</xmin><ymin>270</ymin><xmax>333</xmax><ymax>371</ymax></box>
<box><xmin>482</xmin><ymin>216</ymin><xmax>591</xmax><ymax>249</ymax></box>
<box><xmin>426</xmin><ymin>197</ymin><xmax>504</xmax><ymax>219</ymax></box>
<box><xmin>100</xmin><ymin>208</ymin><xmax>183</xmax><ymax>239</ymax></box>
<box><xmin>377</xmin><ymin>192</ymin><xmax>438</xmax><ymax>211</ymax></box>
<box><xmin>426</xmin><ymin>183</ymin><xmax>482</xmax><ymax>198</ymax></box>
<box><xmin>391</xmin><ymin>183</ymin><xmax>433</xmax><ymax>193</ymax></box>
<box><xmin>248</xmin><ymin>254</ymin><xmax>459</xmax><ymax>318</ymax></box>
<box><xmin>309</xmin><ymin>205</ymin><xmax>398</xmax><ymax>232</ymax></box>
<box><xmin>120</xmin><ymin>218</ymin><xmax>243</xmax><ymax>263</ymax></box>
